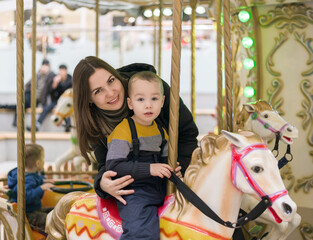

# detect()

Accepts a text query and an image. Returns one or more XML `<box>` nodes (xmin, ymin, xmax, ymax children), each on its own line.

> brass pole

<box><xmin>153</xmin><ymin>18</ymin><xmax>157</xmax><ymax>67</ymax></box>
<box><xmin>16</xmin><ymin>0</ymin><xmax>26</xmax><ymax>238</ymax></box>
<box><xmin>223</xmin><ymin>0</ymin><xmax>233</xmax><ymax>132</ymax></box>
<box><xmin>167</xmin><ymin>0</ymin><xmax>183</xmax><ymax>194</ymax></box>
<box><xmin>95</xmin><ymin>0</ymin><xmax>99</xmax><ymax>57</ymax></box>
<box><xmin>158</xmin><ymin>0</ymin><xmax>163</xmax><ymax>75</ymax></box>
<box><xmin>31</xmin><ymin>0</ymin><xmax>37</xmax><ymax>143</ymax></box>
<box><xmin>190</xmin><ymin>0</ymin><xmax>197</xmax><ymax>120</ymax></box>
<box><xmin>216</xmin><ymin>0</ymin><xmax>223</xmax><ymax>134</ymax></box>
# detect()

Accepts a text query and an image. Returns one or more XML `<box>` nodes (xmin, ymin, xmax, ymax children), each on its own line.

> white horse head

<box><xmin>51</xmin><ymin>88</ymin><xmax>74</xmax><ymax>127</ymax></box>
<box><xmin>235</xmin><ymin>100</ymin><xmax>298</xmax><ymax>144</ymax></box>
<box><xmin>162</xmin><ymin>130</ymin><xmax>297</xmax><ymax>239</ymax></box>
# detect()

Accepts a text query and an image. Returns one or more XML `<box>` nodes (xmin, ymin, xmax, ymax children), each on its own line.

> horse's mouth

<box><xmin>281</xmin><ymin>136</ymin><xmax>293</xmax><ymax>144</ymax></box>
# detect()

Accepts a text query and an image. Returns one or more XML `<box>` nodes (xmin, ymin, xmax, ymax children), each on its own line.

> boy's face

<box><xmin>127</xmin><ymin>79</ymin><xmax>165</xmax><ymax>126</ymax></box>
<box><xmin>37</xmin><ymin>151</ymin><xmax>45</xmax><ymax>171</ymax></box>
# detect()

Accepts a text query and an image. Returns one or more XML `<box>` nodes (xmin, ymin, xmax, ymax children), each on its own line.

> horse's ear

<box><xmin>243</xmin><ymin>103</ymin><xmax>256</xmax><ymax>113</ymax></box>
<box><xmin>221</xmin><ymin>130</ymin><xmax>246</xmax><ymax>148</ymax></box>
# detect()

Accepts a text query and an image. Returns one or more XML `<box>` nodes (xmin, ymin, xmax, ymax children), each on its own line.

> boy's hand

<box><xmin>40</xmin><ymin>183</ymin><xmax>55</xmax><ymax>191</ymax></box>
<box><xmin>174</xmin><ymin>162</ymin><xmax>183</xmax><ymax>179</ymax></box>
<box><xmin>150</xmin><ymin>163</ymin><xmax>173</xmax><ymax>178</ymax></box>
<box><xmin>43</xmin><ymin>179</ymin><xmax>55</xmax><ymax>184</ymax></box>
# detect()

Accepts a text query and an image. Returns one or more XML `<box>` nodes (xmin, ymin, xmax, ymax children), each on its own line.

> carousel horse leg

<box><xmin>73</xmin><ymin>155</ymin><xmax>86</xmax><ymax>171</ymax></box>
<box><xmin>55</xmin><ymin>149</ymin><xmax>76</xmax><ymax>171</ymax></box>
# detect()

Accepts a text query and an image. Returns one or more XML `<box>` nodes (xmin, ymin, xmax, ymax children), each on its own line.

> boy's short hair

<box><xmin>25</xmin><ymin>144</ymin><xmax>44</xmax><ymax>169</ymax></box>
<box><xmin>42</xmin><ymin>59</ymin><xmax>50</xmax><ymax>66</ymax></box>
<box><xmin>59</xmin><ymin>64</ymin><xmax>67</xmax><ymax>70</ymax></box>
<box><xmin>128</xmin><ymin>71</ymin><xmax>164</xmax><ymax>96</ymax></box>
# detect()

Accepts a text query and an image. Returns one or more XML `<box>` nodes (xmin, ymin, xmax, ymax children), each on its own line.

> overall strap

<box><xmin>155</xmin><ymin>118</ymin><xmax>167</xmax><ymax>157</ymax></box>
<box><xmin>127</xmin><ymin>117</ymin><xmax>140</xmax><ymax>157</ymax></box>
<box><xmin>127</xmin><ymin>117</ymin><xmax>166</xmax><ymax>158</ymax></box>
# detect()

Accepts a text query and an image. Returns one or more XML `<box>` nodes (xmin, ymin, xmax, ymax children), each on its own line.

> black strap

<box><xmin>168</xmin><ymin>172</ymin><xmax>272</xmax><ymax>228</ymax></box>
<box><xmin>278</xmin><ymin>144</ymin><xmax>293</xmax><ymax>169</ymax></box>
<box><xmin>155</xmin><ymin>118</ymin><xmax>166</xmax><ymax>157</ymax></box>
<box><xmin>127</xmin><ymin>117</ymin><xmax>140</xmax><ymax>157</ymax></box>
<box><xmin>272</xmin><ymin>132</ymin><xmax>280</xmax><ymax>157</ymax></box>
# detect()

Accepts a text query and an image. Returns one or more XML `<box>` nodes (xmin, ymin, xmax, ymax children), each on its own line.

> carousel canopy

<box><xmin>0</xmin><ymin>0</ymin><xmax>212</xmax><ymax>15</ymax></box>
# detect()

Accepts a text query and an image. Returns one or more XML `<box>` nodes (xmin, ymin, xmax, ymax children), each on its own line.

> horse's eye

<box><xmin>264</xmin><ymin>114</ymin><xmax>268</xmax><ymax>118</ymax></box>
<box><xmin>251</xmin><ymin>166</ymin><xmax>263</xmax><ymax>173</ymax></box>
<box><xmin>67</xmin><ymin>103</ymin><xmax>72</xmax><ymax>108</ymax></box>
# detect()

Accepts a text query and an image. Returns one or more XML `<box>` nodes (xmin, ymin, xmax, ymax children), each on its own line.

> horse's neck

<box><xmin>244</xmin><ymin>117</ymin><xmax>270</xmax><ymax>143</ymax></box>
<box><xmin>70</xmin><ymin>115</ymin><xmax>77</xmax><ymax>138</ymax></box>
<box><xmin>244</xmin><ymin>117</ymin><xmax>253</xmax><ymax>132</ymax></box>
<box><xmin>174</xmin><ymin>150</ymin><xmax>243</xmax><ymax>238</ymax></box>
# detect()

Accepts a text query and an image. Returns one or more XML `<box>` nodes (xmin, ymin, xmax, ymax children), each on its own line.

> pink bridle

<box><xmin>231</xmin><ymin>143</ymin><xmax>288</xmax><ymax>223</ymax></box>
<box><xmin>250</xmin><ymin>112</ymin><xmax>289</xmax><ymax>135</ymax></box>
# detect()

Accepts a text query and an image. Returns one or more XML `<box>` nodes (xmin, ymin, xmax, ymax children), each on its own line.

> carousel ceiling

<box><xmin>36</xmin><ymin>0</ymin><xmax>212</xmax><ymax>16</ymax></box>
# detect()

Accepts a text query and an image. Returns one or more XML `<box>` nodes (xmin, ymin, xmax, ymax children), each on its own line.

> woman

<box><xmin>72</xmin><ymin>56</ymin><xmax>199</xmax><ymax>204</ymax></box>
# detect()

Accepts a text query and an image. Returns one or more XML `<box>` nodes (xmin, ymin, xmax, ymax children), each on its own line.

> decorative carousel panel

<box><xmin>255</xmin><ymin>1</ymin><xmax>313</xmax><ymax>239</ymax></box>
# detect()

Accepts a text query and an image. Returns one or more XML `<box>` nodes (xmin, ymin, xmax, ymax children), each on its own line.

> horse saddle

<box><xmin>96</xmin><ymin>195</ymin><xmax>175</xmax><ymax>239</ymax></box>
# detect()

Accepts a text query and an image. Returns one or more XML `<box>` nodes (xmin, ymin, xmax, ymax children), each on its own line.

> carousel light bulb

<box><xmin>196</xmin><ymin>6</ymin><xmax>206</xmax><ymax>14</ymax></box>
<box><xmin>128</xmin><ymin>17</ymin><xmax>136</xmax><ymax>23</ymax></box>
<box><xmin>238</xmin><ymin>11</ymin><xmax>250</xmax><ymax>22</ymax></box>
<box><xmin>184</xmin><ymin>6</ymin><xmax>192</xmax><ymax>15</ymax></box>
<box><xmin>242</xmin><ymin>37</ymin><xmax>254</xmax><ymax>48</ymax></box>
<box><xmin>163</xmin><ymin>8</ymin><xmax>172</xmax><ymax>16</ymax></box>
<box><xmin>243</xmin><ymin>58</ymin><xmax>255</xmax><ymax>70</ymax></box>
<box><xmin>153</xmin><ymin>9</ymin><xmax>160</xmax><ymax>17</ymax></box>
<box><xmin>143</xmin><ymin>9</ymin><xmax>153</xmax><ymax>18</ymax></box>
<box><xmin>243</xmin><ymin>86</ymin><xmax>256</xmax><ymax>98</ymax></box>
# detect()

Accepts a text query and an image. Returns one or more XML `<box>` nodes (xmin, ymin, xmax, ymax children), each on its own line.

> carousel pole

<box><xmin>153</xmin><ymin>18</ymin><xmax>157</xmax><ymax>67</ymax></box>
<box><xmin>95</xmin><ymin>0</ymin><xmax>99</xmax><ymax>57</ymax></box>
<box><xmin>216</xmin><ymin>0</ymin><xmax>223</xmax><ymax>134</ymax></box>
<box><xmin>16</xmin><ymin>0</ymin><xmax>26</xmax><ymax>238</ymax></box>
<box><xmin>30</xmin><ymin>0</ymin><xmax>37</xmax><ymax>143</ymax></box>
<box><xmin>167</xmin><ymin>0</ymin><xmax>183</xmax><ymax>194</ymax></box>
<box><xmin>190</xmin><ymin>0</ymin><xmax>197</xmax><ymax>120</ymax></box>
<box><xmin>158</xmin><ymin>0</ymin><xmax>163</xmax><ymax>75</ymax></box>
<box><xmin>223</xmin><ymin>0</ymin><xmax>233</xmax><ymax>132</ymax></box>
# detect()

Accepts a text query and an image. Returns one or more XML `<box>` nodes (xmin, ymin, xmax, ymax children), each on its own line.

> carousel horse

<box><xmin>51</xmin><ymin>88</ymin><xmax>86</xmax><ymax>171</ymax></box>
<box><xmin>46</xmin><ymin>130</ymin><xmax>297</xmax><ymax>240</ymax></box>
<box><xmin>236</xmin><ymin>100</ymin><xmax>300</xmax><ymax>240</ymax></box>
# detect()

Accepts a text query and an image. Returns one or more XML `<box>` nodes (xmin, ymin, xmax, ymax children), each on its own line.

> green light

<box><xmin>244</xmin><ymin>86</ymin><xmax>256</xmax><ymax>98</ymax></box>
<box><xmin>243</xmin><ymin>58</ymin><xmax>255</xmax><ymax>70</ymax></box>
<box><xmin>238</xmin><ymin>11</ymin><xmax>250</xmax><ymax>22</ymax></box>
<box><xmin>242</xmin><ymin>37</ymin><xmax>254</xmax><ymax>48</ymax></box>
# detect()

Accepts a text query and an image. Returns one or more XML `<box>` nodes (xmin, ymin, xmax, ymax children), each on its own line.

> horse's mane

<box><xmin>235</xmin><ymin>100</ymin><xmax>273</xmax><ymax>131</ymax></box>
<box><xmin>174</xmin><ymin>133</ymin><xmax>229</xmax><ymax>218</ymax></box>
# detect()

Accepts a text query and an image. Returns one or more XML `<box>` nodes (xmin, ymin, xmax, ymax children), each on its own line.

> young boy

<box><xmin>7</xmin><ymin>143</ymin><xmax>55</xmax><ymax>232</ymax></box>
<box><xmin>106</xmin><ymin>71</ymin><xmax>174</xmax><ymax>240</ymax></box>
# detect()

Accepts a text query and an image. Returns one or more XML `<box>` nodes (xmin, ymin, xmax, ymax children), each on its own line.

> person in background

<box><xmin>0</xmin><ymin>59</ymin><xmax>55</xmax><ymax>127</ymax></box>
<box><xmin>27</xmin><ymin>64</ymin><xmax>72</xmax><ymax>132</ymax></box>
<box><xmin>7</xmin><ymin>143</ymin><xmax>55</xmax><ymax>232</ymax></box>
<box><xmin>72</xmin><ymin>56</ymin><xmax>198</xmax><ymax>205</ymax></box>
<box><xmin>106</xmin><ymin>71</ymin><xmax>176</xmax><ymax>239</ymax></box>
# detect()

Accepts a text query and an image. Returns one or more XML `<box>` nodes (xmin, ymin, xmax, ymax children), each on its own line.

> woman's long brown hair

<box><xmin>72</xmin><ymin>56</ymin><xmax>129</xmax><ymax>164</ymax></box>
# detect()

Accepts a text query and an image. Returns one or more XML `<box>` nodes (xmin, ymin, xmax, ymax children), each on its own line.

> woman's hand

<box><xmin>100</xmin><ymin>170</ymin><xmax>134</xmax><ymax>205</ymax></box>
<box><xmin>174</xmin><ymin>162</ymin><xmax>182</xmax><ymax>179</ymax></box>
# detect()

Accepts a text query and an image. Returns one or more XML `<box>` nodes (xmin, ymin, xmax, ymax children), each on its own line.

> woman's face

<box><xmin>89</xmin><ymin>68</ymin><xmax>125</xmax><ymax>111</ymax></box>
